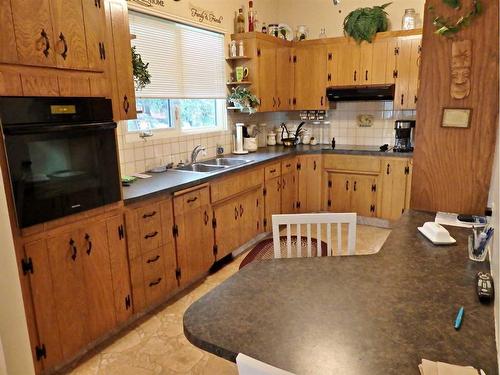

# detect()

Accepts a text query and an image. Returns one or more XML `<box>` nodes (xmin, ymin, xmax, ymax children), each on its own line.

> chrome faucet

<box><xmin>191</xmin><ymin>145</ymin><xmax>206</xmax><ymax>164</ymax></box>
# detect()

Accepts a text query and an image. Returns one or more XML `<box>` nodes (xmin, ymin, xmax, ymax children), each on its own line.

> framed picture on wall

<box><xmin>441</xmin><ymin>108</ymin><xmax>472</xmax><ymax>128</ymax></box>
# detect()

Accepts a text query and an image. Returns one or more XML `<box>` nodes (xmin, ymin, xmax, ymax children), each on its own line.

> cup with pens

<box><xmin>468</xmin><ymin>225</ymin><xmax>494</xmax><ymax>262</ymax></box>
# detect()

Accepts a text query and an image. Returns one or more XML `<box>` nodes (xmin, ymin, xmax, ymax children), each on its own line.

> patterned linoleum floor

<box><xmin>69</xmin><ymin>224</ymin><xmax>390</xmax><ymax>375</ymax></box>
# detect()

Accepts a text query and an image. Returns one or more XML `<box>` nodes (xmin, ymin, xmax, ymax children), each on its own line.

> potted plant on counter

<box><xmin>227</xmin><ymin>86</ymin><xmax>260</xmax><ymax>114</ymax></box>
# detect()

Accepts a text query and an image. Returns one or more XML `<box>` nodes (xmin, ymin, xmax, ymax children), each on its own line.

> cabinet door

<box><xmin>298</xmin><ymin>155</ymin><xmax>322</xmax><ymax>212</ymax></box>
<box><xmin>81</xmin><ymin>222</ymin><xmax>116</xmax><ymax>341</ymax></box>
<box><xmin>380</xmin><ymin>159</ymin><xmax>410</xmax><ymax>220</ymax></box>
<box><xmin>50</xmin><ymin>0</ymin><xmax>89</xmax><ymax>69</ymax></box>
<box><xmin>257</xmin><ymin>40</ymin><xmax>277</xmax><ymax>112</ymax></box>
<box><xmin>326</xmin><ymin>44</ymin><xmax>339</xmax><ymax>87</ymax></box>
<box><xmin>359</xmin><ymin>43</ymin><xmax>373</xmax><ymax>85</ymax></box>
<box><xmin>264</xmin><ymin>176</ymin><xmax>281</xmax><ymax>231</ymax></box>
<box><xmin>82</xmin><ymin>0</ymin><xmax>107</xmax><ymax>71</ymax></box>
<box><xmin>175</xmin><ymin>205</ymin><xmax>214</xmax><ymax>286</ymax></box>
<box><xmin>327</xmin><ymin>173</ymin><xmax>351</xmax><ymax>212</ymax></box>
<box><xmin>24</xmin><ymin>240</ymin><xmax>64</xmax><ymax>370</ymax></box>
<box><xmin>106</xmin><ymin>0</ymin><xmax>136</xmax><ymax>119</ymax></box>
<box><xmin>276</xmin><ymin>46</ymin><xmax>293</xmax><ymax>111</ymax></box>
<box><xmin>407</xmin><ymin>37</ymin><xmax>422</xmax><ymax>110</ymax></box>
<box><xmin>240</xmin><ymin>189</ymin><xmax>262</xmax><ymax>244</ymax></box>
<box><xmin>106</xmin><ymin>215</ymin><xmax>133</xmax><ymax>324</ymax></box>
<box><xmin>335</xmin><ymin>43</ymin><xmax>360</xmax><ymax>86</ymax></box>
<box><xmin>281</xmin><ymin>172</ymin><xmax>297</xmax><ymax>214</ymax></box>
<box><xmin>394</xmin><ymin>37</ymin><xmax>418</xmax><ymax>110</ymax></box>
<box><xmin>47</xmin><ymin>231</ymin><xmax>90</xmax><ymax>359</ymax></box>
<box><xmin>10</xmin><ymin>0</ymin><xmax>56</xmax><ymax>66</ymax></box>
<box><xmin>294</xmin><ymin>45</ymin><xmax>327</xmax><ymax>110</ymax></box>
<box><xmin>214</xmin><ymin>199</ymin><xmax>239</xmax><ymax>259</ymax></box>
<box><xmin>371</xmin><ymin>40</ymin><xmax>391</xmax><ymax>85</ymax></box>
<box><xmin>0</xmin><ymin>1</ymin><xmax>18</xmax><ymax>63</ymax></box>
<box><xmin>350</xmin><ymin>174</ymin><xmax>378</xmax><ymax>217</ymax></box>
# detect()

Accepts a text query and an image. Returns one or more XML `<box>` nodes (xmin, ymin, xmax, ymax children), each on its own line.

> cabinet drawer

<box><xmin>240</xmin><ymin>168</ymin><xmax>264</xmax><ymax>191</ymax></box>
<box><xmin>142</xmin><ymin>247</ymin><xmax>166</xmax><ymax>305</ymax></box>
<box><xmin>281</xmin><ymin>158</ymin><xmax>296</xmax><ymax>174</ymax></box>
<box><xmin>174</xmin><ymin>186</ymin><xmax>210</xmax><ymax>214</ymax></box>
<box><xmin>323</xmin><ymin>155</ymin><xmax>381</xmax><ymax>173</ymax></box>
<box><xmin>137</xmin><ymin>203</ymin><xmax>162</xmax><ymax>252</ymax></box>
<box><xmin>211</xmin><ymin>168</ymin><xmax>263</xmax><ymax>202</ymax></box>
<box><xmin>264</xmin><ymin>163</ymin><xmax>281</xmax><ymax>180</ymax></box>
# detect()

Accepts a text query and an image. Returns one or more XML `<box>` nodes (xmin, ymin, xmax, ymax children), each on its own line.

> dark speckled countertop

<box><xmin>183</xmin><ymin>211</ymin><xmax>497</xmax><ymax>375</ymax></box>
<box><xmin>123</xmin><ymin>145</ymin><xmax>412</xmax><ymax>204</ymax></box>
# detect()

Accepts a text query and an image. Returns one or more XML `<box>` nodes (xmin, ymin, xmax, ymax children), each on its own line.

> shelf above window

<box><xmin>226</xmin><ymin>81</ymin><xmax>252</xmax><ymax>86</ymax></box>
<box><xmin>226</xmin><ymin>56</ymin><xmax>251</xmax><ymax>61</ymax></box>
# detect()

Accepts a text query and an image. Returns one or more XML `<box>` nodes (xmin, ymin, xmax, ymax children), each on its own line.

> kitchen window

<box><xmin>128</xmin><ymin>11</ymin><xmax>227</xmax><ymax>136</ymax></box>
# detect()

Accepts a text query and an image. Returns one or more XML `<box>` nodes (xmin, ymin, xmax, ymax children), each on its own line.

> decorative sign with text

<box><xmin>128</xmin><ymin>0</ymin><xmax>166</xmax><ymax>8</ymax></box>
<box><xmin>189</xmin><ymin>3</ymin><xmax>223</xmax><ymax>25</ymax></box>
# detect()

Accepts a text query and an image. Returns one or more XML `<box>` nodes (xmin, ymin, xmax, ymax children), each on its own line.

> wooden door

<box><xmin>10</xmin><ymin>0</ymin><xmax>56</xmax><ymax>66</ymax></box>
<box><xmin>106</xmin><ymin>215</ymin><xmax>133</xmax><ymax>324</ymax></box>
<box><xmin>46</xmin><ymin>231</ymin><xmax>89</xmax><ymax>359</ymax></box>
<box><xmin>371</xmin><ymin>40</ymin><xmax>392</xmax><ymax>85</ymax></box>
<box><xmin>327</xmin><ymin>173</ymin><xmax>351</xmax><ymax>212</ymax></box>
<box><xmin>240</xmin><ymin>189</ymin><xmax>262</xmax><ymax>244</ymax></box>
<box><xmin>326</xmin><ymin>43</ymin><xmax>340</xmax><ymax>87</ymax></box>
<box><xmin>0</xmin><ymin>1</ymin><xmax>18</xmax><ymax>63</ymax></box>
<box><xmin>350</xmin><ymin>174</ymin><xmax>378</xmax><ymax>217</ymax></box>
<box><xmin>281</xmin><ymin>172</ymin><xmax>297</xmax><ymax>214</ymax></box>
<box><xmin>24</xmin><ymin>240</ymin><xmax>64</xmax><ymax>370</ymax></box>
<box><xmin>359</xmin><ymin>43</ymin><xmax>373</xmax><ymax>85</ymax></box>
<box><xmin>276</xmin><ymin>45</ymin><xmax>293</xmax><ymax>111</ymax></box>
<box><xmin>175</xmin><ymin>205</ymin><xmax>214</xmax><ymax>286</ymax></box>
<box><xmin>106</xmin><ymin>0</ymin><xmax>136</xmax><ymax>119</ymax></box>
<box><xmin>82</xmin><ymin>0</ymin><xmax>107</xmax><ymax>71</ymax></box>
<box><xmin>394</xmin><ymin>38</ymin><xmax>412</xmax><ymax>110</ymax></box>
<box><xmin>407</xmin><ymin>37</ymin><xmax>422</xmax><ymax>110</ymax></box>
<box><xmin>81</xmin><ymin>222</ymin><xmax>116</xmax><ymax>341</ymax></box>
<box><xmin>257</xmin><ymin>40</ymin><xmax>277</xmax><ymax>112</ymax></box>
<box><xmin>335</xmin><ymin>43</ymin><xmax>360</xmax><ymax>86</ymax></box>
<box><xmin>380</xmin><ymin>159</ymin><xmax>410</xmax><ymax>220</ymax></box>
<box><xmin>264</xmin><ymin>176</ymin><xmax>281</xmax><ymax>231</ymax></box>
<box><xmin>50</xmin><ymin>0</ymin><xmax>89</xmax><ymax>69</ymax></box>
<box><xmin>214</xmin><ymin>198</ymin><xmax>239</xmax><ymax>259</ymax></box>
<box><xmin>298</xmin><ymin>155</ymin><xmax>322</xmax><ymax>212</ymax></box>
<box><xmin>293</xmin><ymin>45</ymin><xmax>327</xmax><ymax>109</ymax></box>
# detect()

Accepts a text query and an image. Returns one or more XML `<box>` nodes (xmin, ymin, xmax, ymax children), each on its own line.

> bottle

<box><xmin>238</xmin><ymin>40</ymin><xmax>245</xmax><ymax>57</ymax></box>
<box><xmin>248</xmin><ymin>1</ymin><xmax>255</xmax><ymax>32</ymax></box>
<box><xmin>319</xmin><ymin>28</ymin><xmax>327</xmax><ymax>39</ymax></box>
<box><xmin>236</xmin><ymin>8</ymin><xmax>245</xmax><ymax>34</ymax></box>
<box><xmin>230</xmin><ymin>40</ymin><xmax>237</xmax><ymax>57</ymax></box>
<box><xmin>402</xmin><ymin>9</ymin><xmax>417</xmax><ymax>30</ymax></box>
<box><xmin>261</xmin><ymin>22</ymin><xmax>267</xmax><ymax>34</ymax></box>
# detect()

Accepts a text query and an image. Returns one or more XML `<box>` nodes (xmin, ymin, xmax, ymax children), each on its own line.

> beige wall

<box><xmin>0</xmin><ymin>166</ymin><xmax>35</xmax><ymax>375</ymax></box>
<box><xmin>273</xmin><ymin>0</ymin><xmax>425</xmax><ymax>38</ymax></box>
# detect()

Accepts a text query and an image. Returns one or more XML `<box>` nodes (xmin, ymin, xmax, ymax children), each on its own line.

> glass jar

<box><xmin>268</xmin><ymin>24</ymin><xmax>279</xmax><ymax>38</ymax></box>
<box><xmin>402</xmin><ymin>9</ymin><xmax>417</xmax><ymax>30</ymax></box>
<box><xmin>319</xmin><ymin>28</ymin><xmax>327</xmax><ymax>39</ymax></box>
<box><xmin>296</xmin><ymin>25</ymin><xmax>309</xmax><ymax>41</ymax></box>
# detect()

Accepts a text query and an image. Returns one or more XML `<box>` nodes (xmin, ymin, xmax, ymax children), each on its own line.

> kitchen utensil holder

<box><xmin>468</xmin><ymin>234</ymin><xmax>490</xmax><ymax>262</ymax></box>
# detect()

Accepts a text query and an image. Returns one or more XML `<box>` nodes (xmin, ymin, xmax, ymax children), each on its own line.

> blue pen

<box><xmin>454</xmin><ymin>306</ymin><xmax>464</xmax><ymax>330</ymax></box>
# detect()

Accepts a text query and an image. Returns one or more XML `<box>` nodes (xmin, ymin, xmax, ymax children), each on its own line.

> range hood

<box><xmin>326</xmin><ymin>84</ymin><xmax>395</xmax><ymax>102</ymax></box>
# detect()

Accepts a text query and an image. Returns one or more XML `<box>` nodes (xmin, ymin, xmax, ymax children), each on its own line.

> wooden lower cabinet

<box><xmin>380</xmin><ymin>158</ymin><xmax>412</xmax><ymax>220</ymax></box>
<box><xmin>297</xmin><ymin>155</ymin><xmax>322</xmax><ymax>212</ymax></box>
<box><xmin>327</xmin><ymin>172</ymin><xmax>351</xmax><ymax>213</ymax></box>
<box><xmin>281</xmin><ymin>171</ymin><xmax>297</xmax><ymax>214</ymax></box>
<box><xmin>327</xmin><ymin>172</ymin><xmax>377</xmax><ymax>217</ymax></box>
<box><xmin>264</xmin><ymin>176</ymin><xmax>281</xmax><ymax>231</ymax></box>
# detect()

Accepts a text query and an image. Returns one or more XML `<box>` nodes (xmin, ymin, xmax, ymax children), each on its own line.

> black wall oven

<box><xmin>0</xmin><ymin>97</ymin><xmax>121</xmax><ymax>228</ymax></box>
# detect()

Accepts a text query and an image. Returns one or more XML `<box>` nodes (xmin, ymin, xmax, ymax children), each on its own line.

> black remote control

<box><xmin>477</xmin><ymin>272</ymin><xmax>494</xmax><ymax>304</ymax></box>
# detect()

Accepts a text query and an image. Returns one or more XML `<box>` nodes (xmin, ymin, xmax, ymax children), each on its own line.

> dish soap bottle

<box><xmin>236</xmin><ymin>8</ymin><xmax>245</xmax><ymax>34</ymax></box>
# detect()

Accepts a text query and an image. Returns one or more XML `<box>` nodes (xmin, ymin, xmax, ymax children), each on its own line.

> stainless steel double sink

<box><xmin>176</xmin><ymin>158</ymin><xmax>253</xmax><ymax>173</ymax></box>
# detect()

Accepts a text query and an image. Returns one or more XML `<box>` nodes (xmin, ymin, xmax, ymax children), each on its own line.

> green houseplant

<box><xmin>227</xmin><ymin>86</ymin><xmax>260</xmax><ymax>114</ymax></box>
<box><xmin>343</xmin><ymin>3</ymin><xmax>392</xmax><ymax>43</ymax></box>
<box><xmin>131</xmin><ymin>46</ymin><xmax>151</xmax><ymax>90</ymax></box>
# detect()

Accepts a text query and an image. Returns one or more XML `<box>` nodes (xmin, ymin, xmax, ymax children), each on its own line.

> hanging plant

<box><xmin>429</xmin><ymin>0</ymin><xmax>483</xmax><ymax>37</ymax></box>
<box><xmin>343</xmin><ymin>3</ymin><xmax>392</xmax><ymax>43</ymax></box>
<box><xmin>227</xmin><ymin>86</ymin><xmax>260</xmax><ymax>114</ymax></box>
<box><xmin>131</xmin><ymin>46</ymin><xmax>151</xmax><ymax>90</ymax></box>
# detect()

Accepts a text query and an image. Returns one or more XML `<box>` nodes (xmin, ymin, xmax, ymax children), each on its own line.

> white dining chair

<box><xmin>272</xmin><ymin>213</ymin><xmax>357</xmax><ymax>258</ymax></box>
<box><xmin>236</xmin><ymin>353</ymin><xmax>295</xmax><ymax>375</ymax></box>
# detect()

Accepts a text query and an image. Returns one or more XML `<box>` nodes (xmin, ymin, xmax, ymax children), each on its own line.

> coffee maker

<box><xmin>394</xmin><ymin>120</ymin><xmax>416</xmax><ymax>152</ymax></box>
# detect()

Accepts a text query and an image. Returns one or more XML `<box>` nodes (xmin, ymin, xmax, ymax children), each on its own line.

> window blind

<box><xmin>129</xmin><ymin>11</ymin><xmax>226</xmax><ymax>99</ymax></box>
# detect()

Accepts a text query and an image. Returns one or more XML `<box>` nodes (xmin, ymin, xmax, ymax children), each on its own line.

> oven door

<box><xmin>3</xmin><ymin>122</ymin><xmax>121</xmax><ymax>228</ymax></box>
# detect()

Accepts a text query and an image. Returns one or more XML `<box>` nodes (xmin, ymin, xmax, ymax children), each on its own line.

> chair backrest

<box><xmin>272</xmin><ymin>213</ymin><xmax>357</xmax><ymax>258</ymax></box>
<box><xmin>236</xmin><ymin>353</ymin><xmax>295</xmax><ymax>375</ymax></box>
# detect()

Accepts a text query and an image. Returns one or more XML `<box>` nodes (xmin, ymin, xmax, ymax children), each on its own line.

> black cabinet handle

<box><xmin>69</xmin><ymin>239</ymin><xmax>77</xmax><ymax>261</ymax></box>
<box><xmin>144</xmin><ymin>231</ymin><xmax>159</xmax><ymax>240</ymax></box>
<box><xmin>354</xmin><ymin>181</ymin><xmax>357</xmax><ymax>191</ymax></box>
<box><xmin>186</xmin><ymin>196</ymin><xmax>198</xmax><ymax>203</ymax></box>
<box><xmin>204</xmin><ymin>210</ymin><xmax>209</xmax><ymax>225</ymax></box>
<box><xmin>285</xmin><ymin>163</ymin><xmax>291</xmax><ymax>168</ymax></box>
<box><xmin>146</xmin><ymin>255</ymin><xmax>160</xmax><ymax>264</ymax></box>
<box><xmin>320</xmin><ymin>96</ymin><xmax>324</xmax><ymax>106</ymax></box>
<box><xmin>272</xmin><ymin>97</ymin><xmax>276</xmax><ymax>107</ymax></box>
<box><xmin>327</xmin><ymin>73</ymin><xmax>332</xmax><ymax>82</ymax></box>
<box><xmin>313</xmin><ymin>160</ymin><xmax>317</xmax><ymax>170</ymax></box>
<box><xmin>269</xmin><ymin>168</ymin><xmax>276</xmax><ymax>173</ymax></box>
<box><xmin>365</xmin><ymin>70</ymin><xmax>368</xmax><ymax>81</ymax></box>
<box><xmin>142</xmin><ymin>211</ymin><xmax>157</xmax><ymax>219</ymax></box>
<box><xmin>58</xmin><ymin>33</ymin><xmax>68</xmax><ymax>60</ymax></box>
<box><xmin>239</xmin><ymin>204</ymin><xmax>244</xmax><ymax>217</ymax></box>
<box><xmin>282</xmin><ymin>178</ymin><xmax>286</xmax><ymax>189</ymax></box>
<box><xmin>277</xmin><ymin>97</ymin><xmax>281</xmax><ymax>107</ymax></box>
<box><xmin>400</xmin><ymin>94</ymin><xmax>404</xmax><ymax>106</ymax></box>
<box><xmin>277</xmin><ymin>180</ymin><xmax>281</xmax><ymax>192</ymax></box>
<box><xmin>387</xmin><ymin>163</ymin><xmax>391</xmax><ymax>175</ymax></box>
<box><xmin>345</xmin><ymin>181</ymin><xmax>349</xmax><ymax>191</ymax></box>
<box><xmin>234</xmin><ymin>207</ymin><xmax>238</xmax><ymax>220</ymax></box>
<box><xmin>84</xmin><ymin>233</ymin><xmax>92</xmax><ymax>255</ymax></box>
<box><xmin>101</xmin><ymin>43</ymin><xmax>106</xmax><ymax>59</ymax></box>
<box><xmin>123</xmin><ymin>95</ymin><xmax>130</xmax><ymax>114</ymax></box>
<box><xmin>353</xmin><ymin>70</ymin><xmax>357</xmax><ymax>82</ymax></box>
<box><xmin>40</xmin><ymin>29</ymin><xmax>50</xmax><ymax>57</ymax></box>
<box><xmin>149</xmin><ymin>278</ymin><xmax>162</xmax><ymax>287</ymax></box>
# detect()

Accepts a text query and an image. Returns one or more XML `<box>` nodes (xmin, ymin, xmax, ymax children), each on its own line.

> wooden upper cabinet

<box><xmin>372</xmin><ymin>39</ymin><xmax>397</xmax><ymax>85</ymax></box>
<box><xmin>276</xmin><ymin>46</ymin><xmax>293</xmax><ymax>111</ymax></box>
<box><xmin>257</xmin><ymin>40</ymin><xmax>277</xmax><ymax>112</ymax></box>
<box><xmin>106</xmin><ymin>0</ymin><xmax>137</xmax><ymax>120</ymax></box>
<box><xmin>49</xmin><ymin>0</ymin><xmax>89</xmax><ymax>69</ymax></box>
<box><xmin>394</xmin><ymin>36</ymin><xmax>421</xmax><ymax>110</ymax></box>
<box><xmin>0</xmin><ymin>0</ymin><xmax>18</xmax><ymax>63</ymax></box>
<box><xmin>82</xmin><ymin>0</ymin><xmax>107</xmax><ymax>71</ymax></box>
<box><xmin>10</xmin><ymin>0</ymin><xmax>57</xmax><ymax>67</ymax></box>
<box><xmin>294</xmin><ymin>44</ymin><xmax>327</xmax><ymax>110</ymax></box>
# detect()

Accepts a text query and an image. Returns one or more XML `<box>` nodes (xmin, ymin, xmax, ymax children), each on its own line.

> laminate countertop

<box><xmin>123</xmin><ymin>145</ymin><xmax>412</xmax><ymax>204</ymax></box>
<box><xmin>183</xmin><ymin>211</ymin><xmax>497</xmax><ymax>375</ymax></box>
